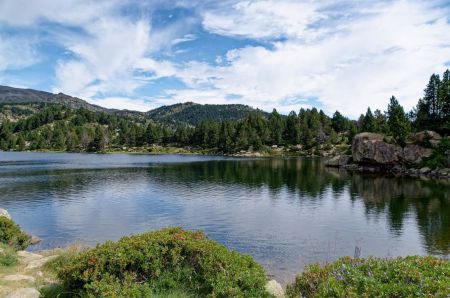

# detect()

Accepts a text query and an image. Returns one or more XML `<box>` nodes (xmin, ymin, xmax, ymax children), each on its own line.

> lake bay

<box><xmin>0</xmin><ymin>152</ymin><xmax>448</xmax><ymax>283</ymax></box>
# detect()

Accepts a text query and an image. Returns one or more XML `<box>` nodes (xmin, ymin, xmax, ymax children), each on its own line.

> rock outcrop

<box><xmin>352</xmin><ymin>133</ymin><xmax>403</xmax><ymax>165</ymax></box>
<box><xmin>403</xmin><ymin>144</ymin><xmax>432</xmax><ymax>164</ymax></box>
<box><xmin>351</xmin><ymin>132</ymin><xmax>437</xmax><ymax>166</ymax></box>
<box><xmin>408</xmin><ymin>130</ymin><xmax>441</xmax><ymax>148</ymax></box>
<box><xmin>325</xmin><ymin>131</ymin><xmax>447</xmax><ymax>179</ymax></box>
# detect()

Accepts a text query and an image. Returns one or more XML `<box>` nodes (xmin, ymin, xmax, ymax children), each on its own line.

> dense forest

<box><xmin>0</xmin><ymin>70</ymin><xmax>449</xmax><ymax>154</ymax></box>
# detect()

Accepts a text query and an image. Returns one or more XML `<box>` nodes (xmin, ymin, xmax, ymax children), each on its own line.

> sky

<box><xmin>0</xmin><ymin>0</ymin><xmax>449</xmax><ymax>118</ymax></box>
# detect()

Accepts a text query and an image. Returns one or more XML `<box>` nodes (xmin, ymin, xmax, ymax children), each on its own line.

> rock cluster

<box><xmin>325</xmin><ymin>131</ymin><xmax>449</xmax><ymax>179</ymax></box>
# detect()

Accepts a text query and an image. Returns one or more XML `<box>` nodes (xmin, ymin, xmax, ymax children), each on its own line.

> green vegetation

<box><xmin>146</xmin><ymin>102</ymin><xmax>269</xmax><ymax>126</ymax></box>
<box><xmin>423</xmin><ymin>136</ymin><xmax>450</xmax><ymax>168</ymax></box>
<box><xmin>0</xmin><ymin>217</ymin><xmax>30</xmax><ymax>251</ymax></box>
<box><xmin>286</xmin><ymin>256</ymin><xmax>450</xmax><ymax>298</ymax></box>
<box><xmin>0</xmin><ymin>243</ymin><xmax>18</xmax><ymax>267</ymax></box>
<box><xmin>57</xmin><ymin>227</ymin><xmax>269</xmax><ymax>297</ymax></box>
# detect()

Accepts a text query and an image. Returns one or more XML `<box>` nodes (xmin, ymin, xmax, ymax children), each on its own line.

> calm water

<box><xmin>0</xmin><ymin>152</ymin><xmax>449</xmax><ymax>283</ymax></box>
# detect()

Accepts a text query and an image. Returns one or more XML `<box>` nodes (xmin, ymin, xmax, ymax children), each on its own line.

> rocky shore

<box><xmin>325</xmin><ymin>131</ymin><xmax>450</xmax><ymax>180</ymax></box>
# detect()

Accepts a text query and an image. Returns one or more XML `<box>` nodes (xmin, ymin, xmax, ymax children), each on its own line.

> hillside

<box><xmin>147</xmin><ymin>102</ymin><xmax>269</xmax><ymax>126</ymax></box>
<box><xmin>0</xmin><ymin>86</ymin><xmax>267</xmax><ymax>126</ymax></box>
<box><xmin>0</xmin><ymin>85</ymin><xmax>108</xmax><ymax>112</ymax></box>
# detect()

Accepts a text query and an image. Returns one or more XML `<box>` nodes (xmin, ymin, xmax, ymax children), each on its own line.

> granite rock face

<box><xmin>352</xmin><ymin>133</ymin><xmax>403</xmax><ymax>165</ymax></box>
<box><xmin>352</xmin><ymin>132</ymin><xmax>436</xmax><ymax>166</ymax></box>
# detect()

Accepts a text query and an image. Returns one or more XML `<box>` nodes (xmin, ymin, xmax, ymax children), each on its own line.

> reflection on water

<box><xmin>0</xmin><ymin>152</ymin><xmax>448</xmax><ymax>283</ymax></box>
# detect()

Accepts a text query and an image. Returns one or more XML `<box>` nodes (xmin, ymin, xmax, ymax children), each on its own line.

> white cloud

<box><xmin>88</xmin><ymin>97</ymin><xmax>153</xmax><ymax>112</ymax></box>
<box><xmin>168</xmin><ymin>0</ymin><xmax>450</xmax><ymax>117</ymax></box>
<box><xmin>0</xmin><ymin>35</ymin><xmax>38</xmax><ymax>71</ymax></box>
<box><xmin>0</xmin><ymin>0</ymin><xmax>119</xmax><ymax>27</ymax></box>
<box><xmin>52</xmin><ymin>17</ymin><xmax>153</xmax><ymax>98</ymax></box>
<box><xmin>202</xmin><ymin>0</ymin><xmax>323</xmax><ymax>40</ymax></box>
<box><xmin>1</xmin><ymin>0</ymin><xmax>450</xmax><ymax>116</ymax></box>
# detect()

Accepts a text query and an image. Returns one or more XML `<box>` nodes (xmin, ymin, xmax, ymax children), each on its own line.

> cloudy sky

<box><xmin>0</xmin><ymin>0</ymin><xmax>449</xmax><ymax>117</ymax></box>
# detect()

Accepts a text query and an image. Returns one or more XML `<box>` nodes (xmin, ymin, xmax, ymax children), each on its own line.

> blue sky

<box><xmin>0</xmin><ymin>0</ymin><xmax>449</xmax><ymax>117</ymax></box>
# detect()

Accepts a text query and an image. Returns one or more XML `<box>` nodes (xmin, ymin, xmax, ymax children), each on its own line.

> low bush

<box><xmin>57</xmin><ymin>227</ymin><xmax>269</xmax><ymax>297</ymax></box>
<box><xmin>0</xmin><ymin>243</ymin><xmax>18</xmax><ymax>267</ymax></box>
<box><xmin>286</xmin><ymin>256</ymin><xmax>450</xmax><ymax>298</ymax></box>
<box><xmin>0</xmin><ymin>216</ymin><xmax>30</xmax><ymax>250</ymax></box>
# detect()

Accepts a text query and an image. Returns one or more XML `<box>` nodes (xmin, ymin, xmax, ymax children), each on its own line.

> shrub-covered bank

<box><xmin>286</xmin><ymin>256</ymin><xmax>450</xmax><ymax>298</ymax></box>
<box><xmin>56</xmin><ymin>227</ymin><xmax>270</xmax><ymax>297</ymax></box>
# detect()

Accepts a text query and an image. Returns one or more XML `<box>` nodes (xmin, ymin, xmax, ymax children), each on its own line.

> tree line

<box><xmin>0</xmin><ymin>69</ymin><xmax>449</xmax><ymax>153</ymax></box>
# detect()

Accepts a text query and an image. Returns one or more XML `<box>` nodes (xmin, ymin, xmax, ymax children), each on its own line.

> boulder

<box><xmin>419</xmin><ymin>167</ymin><xmax>431</xmax><ymax>174</ymax></box>
<box><xmin>325</xmin><ymin>155</ymin><xmax>351</xmax><ymax>167</ymax></box>
<box><xmin>0</xmin><ymin>208</ymin><xmax>11</xmax><ymax>220</ymax></box>
<box><xmin>265</xmin><ymin>280</ymin><xmax>284</xmax><ymax>298</ymax></box>
<box><xmin>352</xmin><ymin>133</ymin><xmax>403</xmax><ymax>165</ymax></box>
<box><xmin>403</xmin><ymin>144</ymin><xmax>432</xmax><ymax>164</ymax></box>
<box><xmin>29</xmin><ymin>235</ymin><xmax>41</xmax><ymax>245</ymax></box>
<box><xmin>4</xmin><ymin>288</ymin><xmax>40</xmax><ymax>298</ymax></box>
<box><xmin>408</xmin><ymin>130</ymin><xmax>441</xmax><ymax>148</ymax></box>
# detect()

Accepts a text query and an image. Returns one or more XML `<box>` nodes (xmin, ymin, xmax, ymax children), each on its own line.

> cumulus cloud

<box><xmin>88</xmin><ymin>97</ymin><xmax>153</xmax><ymax>112</ymax></box>
<box><xmin>1</xmin><ymin>0</ymin><xmax>450</xmax><ymax>116</ymax></box>
<box><xmin>0</xmin><ymin>35</ymin><xmax>38</xmax><ymax>71</ymax></box>
<box><xmin>170</xmin><ymin>0</ymin><xmax>450</xmax><ymax>117</ymax></box>
<box><xmin>202</xmin><ymin>0</ymin><xmax>323</xmax><ymax>40</ymax></box>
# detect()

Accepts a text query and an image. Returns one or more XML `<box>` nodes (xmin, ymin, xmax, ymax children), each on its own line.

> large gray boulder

<box><xmin>352</xmin><ymin>132</ymin><xmax>436</xmax><ymax>167</ymax></box>
<box><xmin>352</xmin><ymin>133</ymin><xmax>403</xmax><ymax>165</ymax></box>
<box><xmin>403</xmin><ymin>144</ymin><xmax>432</xmax><ymax>164</ymax></box>
<box><xmin>408</xmin><ymin>130</ymin><xmax>441</xmax><ymax>148</ymax></box>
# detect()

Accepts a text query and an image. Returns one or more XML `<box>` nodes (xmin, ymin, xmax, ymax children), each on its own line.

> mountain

<box><xmin>147</xmin><ymin>102</ymin><xmax>269</xmax><ymax>126</ymax></box>
<box><xmin>0</xmin><ymin>85</ymin><xmax>108</xmax><ymax>112</ymax></box>
<box><xmin>0</xmin><ymin>85</ymin><xmax>267</xmax><ymax>126</ymax></box>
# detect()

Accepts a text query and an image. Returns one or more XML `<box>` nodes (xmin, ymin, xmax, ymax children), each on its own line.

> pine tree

<box><xmin>387</xmin><ymin>96</ymin><xmax>410</xmax><ymax>145</ymax></box>
<box><xmin>362</xmin><ymin>108</ymin><xmax>376</xmax><ymax>132</ymax></box>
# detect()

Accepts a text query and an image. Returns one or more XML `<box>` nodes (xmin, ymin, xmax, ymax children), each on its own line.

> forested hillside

<box><xmin>147</xmin><ymin>102</ymin><xmax>269</xmax><ymax>126</ymax></box>
<box><xmin>0</xmin><ymin>70</ymin><xmax>449</xmax><ymax>155</ymax></box>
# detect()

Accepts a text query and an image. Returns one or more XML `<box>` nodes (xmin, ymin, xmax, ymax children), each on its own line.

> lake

<box><xmin>0</xmin><ymin>152</ymin><xmax>449</xmax><ymax>283</ymax></box>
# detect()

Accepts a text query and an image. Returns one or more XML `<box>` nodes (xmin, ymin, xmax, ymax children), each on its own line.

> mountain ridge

<box><xmin>0</xmin><ymin>85</ymin><xmax>267</xmax><ymax>126</ymax></box>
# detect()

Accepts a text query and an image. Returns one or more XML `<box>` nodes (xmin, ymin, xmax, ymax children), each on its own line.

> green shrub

<box><xmin>58</xmin><ymin>227</ymin><xmax>269</xmax><ymax>297</ymax></box>
<box><xmin>0</xmin><ymin>243</ymin><xmax>18</xmax><ymax>267</ymax></box>
<box><xmin>0</xmin><ymin>216</ymin><xmax>30</xmax><ymax>250</ymax></box>
<box><xmin>423</xmin><ymin>136</ymin><xmax>450</xmax><ymax>169</ymax></box>
<box><xmin>286</xmin><ymin>256</ymin><xmax>450</xmax><ymax>298</ymax></box>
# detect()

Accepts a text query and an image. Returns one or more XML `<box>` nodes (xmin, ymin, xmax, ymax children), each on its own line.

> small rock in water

<box><xmin>0</xmin><ymin>208</ymin><xmax>11</xmax><ymax>220</ymax></box>
<box><xmin>265</xmin><ymin>279</ymin><xmax>285</xmax><ymax>298</ymax></box>
<box><xmin>29</xmin><ymin>235</ymin><xmax>41</xmax><ymax>245</ymax></box>
<box><xmin>4</xmin><ymin>288</ymin><xmax>40</xmax><ymax>298</ymax></box>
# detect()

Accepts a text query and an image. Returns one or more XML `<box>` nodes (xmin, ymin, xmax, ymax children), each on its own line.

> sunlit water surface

<box><xmin>0</xmin><ymin>152</ymin><xmax>449</xmax><ymax>283</ymax></box>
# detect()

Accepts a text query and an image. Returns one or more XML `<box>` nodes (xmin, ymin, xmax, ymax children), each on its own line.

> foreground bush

<box><xmin>0</xmin><ymin>216</ymin><xmax>30</xmax><ymax>250</ymax></box>
<box><xmin>58</xmin><ymin>227</ymin><xmax>269</xmax><ymax>297</ymax></box>
<box><xmin>286</xmin><ymin>256</ymin><xmax>450</xmax><ymax>298</ymax></box>
<box><xmin>0</xmin><ymin>243</ymin><xmax>18</xmax><ymax>267</ymax></box>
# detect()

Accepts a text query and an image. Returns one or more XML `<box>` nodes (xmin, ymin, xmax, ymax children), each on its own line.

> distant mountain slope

<box><xmin>147</xmin><ymin>102</ymin><xmax>268</xmax><ymax>126</ymax></box>
<box><xmin>0</xmin><ymin>85</ymin><xmax>108</xmax><ymax>112</ymax></box>
<box><xmin>0</xmin><ymin>85</ymin><xmax>268</xmax><ymax>126</ymax></box>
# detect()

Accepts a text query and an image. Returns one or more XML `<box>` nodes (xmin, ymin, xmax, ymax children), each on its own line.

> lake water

<box><xmin>0</xmin><ymin>152</ymin><xmax>449</xmax><ymax>283</ymax></box>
